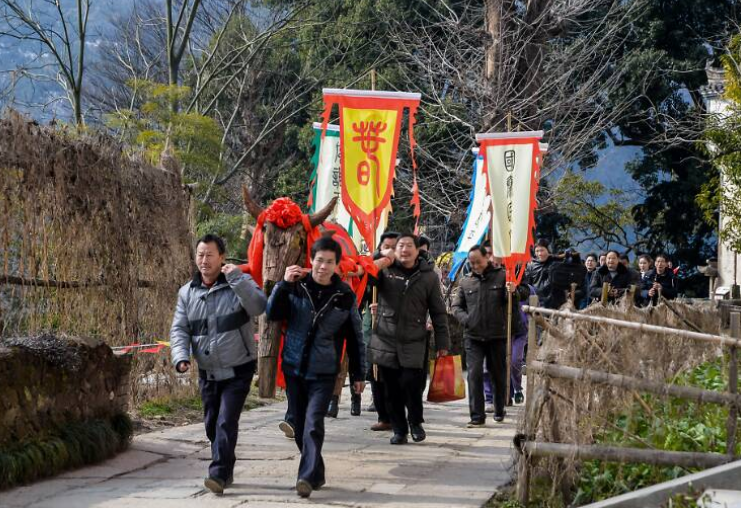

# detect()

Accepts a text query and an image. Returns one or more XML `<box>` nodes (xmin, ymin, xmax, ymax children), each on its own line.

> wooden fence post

<box><xmin>601</xmin><ymin>282</ymin><xmax>610</xmax><ymax>305</ymax></box>
<box><xmin>728</xmin><ymin>312</ymin><xmax>740</xmax><ymax>456</ymax></box>
<box><xmin>517</xmin><ymin>294</ymin><xmax>539</xmax><ymax>505</ymax></box>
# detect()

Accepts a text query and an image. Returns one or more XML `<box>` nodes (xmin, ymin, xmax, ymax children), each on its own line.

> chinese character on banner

<box><xmin>321</xmin><ymin>89</ymin><xmax>421</xmax><ymax>249</ymax></box>
<box><xmin>307</xmin><ymin>122</ymin><xmax>391</xmax><ymax>254</ymax></box>
<box><xmin>475</xmin><ymin>131</ymin><xmax>544</xmax><ymax>284</ymax></box>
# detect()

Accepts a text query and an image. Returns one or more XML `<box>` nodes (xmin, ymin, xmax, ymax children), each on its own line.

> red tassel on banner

<box><xmin>410</xmin><ymin>177</ymin><xmax>421</xmax><ymax>235</ymax></box>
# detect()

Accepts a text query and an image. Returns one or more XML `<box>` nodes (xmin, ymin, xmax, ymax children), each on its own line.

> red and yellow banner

<box><xmin>321</xmin><ymin>89</ymin><xmax>421</xmax><ymax>249</ymax></box>
<box><xmin>476</xmin><ymin>131</ymin><xmax>544</xmax><ymax>285</ymax></box>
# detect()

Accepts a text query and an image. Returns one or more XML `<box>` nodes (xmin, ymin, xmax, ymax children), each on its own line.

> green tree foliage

<box><xmin>107</xmin><ymin>81</ymin><xmax>223</xmax><ymax>177</ymax></box>
<box><xmin>551</xmin><ymin>172</ymin><xmax>639</xmax><ymax>254</ymax></box>
<box><xmin>574</xmin><ymin>359</ymin><xmax>738</xmax><ymax>504</ymax></box>
<box><xmin>699</xmin><ymin>33</ymin><xmax>741</xmax><ymax>253</ymax></box>
<box><xmin>607</xmin><ymin>0</ymin><xmax>738</xmax><ymax>273</ymax></box>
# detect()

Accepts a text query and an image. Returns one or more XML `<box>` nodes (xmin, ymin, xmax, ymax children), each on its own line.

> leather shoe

<box><xmin>390</xmin><ymin>433</ymin><xmax>408</xmax><ymax>445</ymax></box>
<box><xmin>326</xmin><ymin>395</ymin><xmax>339</xmax><ymax>418</ymax></box>
<box><xmin>204</xmin><ymin>476</ymin><xmax>225</xmax><ymax>495</ymax></box>
<box><xmin>296</xmin><ymin>478</ymin><xmax>313</xmax><ymax>498</ymax></box>
<box><xmin>493</xmin><ymin>411</ymin><xmax>506</xmax><ymax>423</ymax></box>
<box><xmin>371</xmin><ymin>421</ymin><xmax>392</xmax><ymax>431</ymax></box>
<box><xmin>410</xmin><ymin>424</ymin><xmax>426</xmax><ymax>442</ymax></box>
<box><xmin>350</xmin><ymin>393</ymin><xmax>361</xmax><ymax>416</ymax></box>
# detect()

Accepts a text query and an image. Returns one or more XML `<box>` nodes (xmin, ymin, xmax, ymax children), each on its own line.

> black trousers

<box><xmin>379</xmin><ymin>365</ymin><xmax>426</xmax><ymax>436</ymax></box>
<box><xmin>284</xmin><ymin>374</ymin><xmax>335</xmax><ymax>486</ymax></box>
<box><xmin>199</xmin><ymin>361</ymin><xmax>255</xmax><ymax>481</ymax></box>
<box><xmin>465</xmin><ymin>339</ymin><xmax>506</xmax><ymax>421</ymax></box>
<box><xmin>368</xmin><ymin>365</ymin><xmax>391</xmax><ymax>424</ymax></box>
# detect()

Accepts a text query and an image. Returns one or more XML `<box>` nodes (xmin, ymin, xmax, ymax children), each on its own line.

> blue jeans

<box><xmin>199</xmin><ymin>361</ymin><xmax>255</xmax><ymax>481</ymax></box>
<box><xmin>284</xmin><ymin>374</ymin><xmax>335</xmax><ymax>486</ymax></box>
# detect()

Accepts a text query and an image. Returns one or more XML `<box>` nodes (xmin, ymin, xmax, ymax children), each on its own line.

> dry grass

<box><xmin>0</xmin><ymin>111</ymin><xmax>195</xmax><ymax>405</ymax></box>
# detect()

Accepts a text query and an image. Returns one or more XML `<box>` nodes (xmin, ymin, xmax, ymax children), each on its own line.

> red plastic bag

<box><xmin>427</xmin><ymin>355</ymin><xmax>465</xmax><ymax>403</ymax></box>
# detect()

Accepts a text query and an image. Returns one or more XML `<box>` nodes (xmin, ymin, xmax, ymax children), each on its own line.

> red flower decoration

<box><xmin>264</xmin><ymin>197</ymin><xmax>303</xmax><ymax>229</ymax></box>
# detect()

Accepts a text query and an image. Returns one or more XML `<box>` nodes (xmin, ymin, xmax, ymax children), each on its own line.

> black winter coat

<box><xmin>524</xmin><ymin>257</ymin><xmax>557</xmax><ymax>301</ymax></box>
<box><xmin>451</xmin><ymin>264</ymin><xmax>529</xmax><ymax>341</ymax></box>
<box><xmin>640</xmin><ymin>269</ymin><xmax>678</xmax><ymax>305</ymax></box>
<box><xmin>266</xmin><ymin>274</ymin><xmax>365</xmax><ymax>382</ymax></box>
<box><xmin>589</xmin><ymin>263</ymin><xmax>634</xmax><ymax>303</ymax></box>
<box><xmin>368</xmin><ymin>258</ymin><xmax>450</xmax><ymax>369</ymax></box>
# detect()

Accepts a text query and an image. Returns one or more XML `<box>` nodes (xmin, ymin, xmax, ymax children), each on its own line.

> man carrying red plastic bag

<box><xmin>367</xmin><ymin>233</ymin><xmax>450</xmax><ymax>445</ymax></box>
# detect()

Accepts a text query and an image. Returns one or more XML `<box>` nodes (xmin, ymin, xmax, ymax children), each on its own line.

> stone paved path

<box><xmin>0</xmin><ymin>385</ymin><xmax>520</xmax><ymax>508</ymax></box>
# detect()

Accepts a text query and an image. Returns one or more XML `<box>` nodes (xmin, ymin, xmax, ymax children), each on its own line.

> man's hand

<box><xmin>436</xmin><ymin>349</ymin><xmax>448</xmax><ymax>358</ymax></box>
<box><xmin>505</xmin><ymin>282</ymin><xmax>516</xmax><ymax>293</ymax></box>
<box><xmin>221</xmin><ymin>264</ymin><xmax>240</xmax><ymax>275</ymax></box>
<box><xmin>369</xmin><ymin>303</ymin><xmax>378</xmax><ymax>315</ymax></box>
<box><xmin>380</xmin><ymin>248</ymin><xmax>395</xmax><ymax>261</ymax></box>
<box><xmin>648</xmin><ymin>287</ymin><xmax>656</xmax><ymax>297</ymax></box>
<box><xmin>176</xmin><ymin>360</ymin><xmax>190</xmax><ymax>373</ymax></box>
<box><xmin>353</xmin><ymin>381</ymin><xmax>366</xmax><ymax>394</ymax></box>
<box><xmin>284</xmin><ymin>265</ymin><xmax>310</xmax><ymax>282</ymax></box>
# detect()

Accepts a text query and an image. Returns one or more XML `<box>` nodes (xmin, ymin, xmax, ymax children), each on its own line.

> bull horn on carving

<box><xmin>308</xmin><ymin>196</ymin><xmax>338</xmax><ymax>227</ymax></box>
<box><xmin>241</xmin><ymin>184</ymin><xmax>264</xmax><ymax>219</ymax></box>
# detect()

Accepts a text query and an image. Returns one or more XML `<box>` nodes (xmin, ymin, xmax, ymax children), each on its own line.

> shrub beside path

<box><xmin>0</xmin><ymin>385</ymin><xmax>519</xmax><ymax>508</ymax></box>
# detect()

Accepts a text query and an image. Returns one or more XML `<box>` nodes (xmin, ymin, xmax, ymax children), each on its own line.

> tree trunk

<box><xmin>483</xmin><ymin>0</ymin><xmax>501</xmax><ymax>82</ymax></box>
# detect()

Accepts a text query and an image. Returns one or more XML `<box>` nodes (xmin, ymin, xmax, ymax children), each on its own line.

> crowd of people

<box><xmin>168</xmin><ymin>230</ymin><xmax>679</xmax><ymax>499</ymax></box>
<box><xmin>520</xmin><ymin>238</ymin><xmax>679</xmax><ymax>309</ymax></box>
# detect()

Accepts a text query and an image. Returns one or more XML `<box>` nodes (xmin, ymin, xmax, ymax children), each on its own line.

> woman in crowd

<box><xmin>641</xmin><ymin>253</ymin><xmax>677</xmax><ymax>305</ymax></box>
<box><xmin>637</xmin><ymin>254</ymin><xmax>653</xmax><ymax>283</ymax></box>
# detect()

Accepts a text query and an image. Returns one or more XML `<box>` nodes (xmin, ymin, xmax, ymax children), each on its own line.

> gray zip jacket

<box><xmin>170</xmin><ymin>269</ymin><xmax>266</xmax><ymax>381</ymax></box>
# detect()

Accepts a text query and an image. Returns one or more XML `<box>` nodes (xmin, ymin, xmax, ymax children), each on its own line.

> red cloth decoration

<box><xmin>264</xmin><ymin>197</ymin><xmax>304</xmax><ymax>229</ymax></box>
<box><xmin>239</xmin><ymin>198</ymin><xmax>318</xmax><ymax>288</ymax></box>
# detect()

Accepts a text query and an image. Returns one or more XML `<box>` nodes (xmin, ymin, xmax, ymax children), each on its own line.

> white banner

<box><xmin>476</xmin><ymin>131</ymin><xmax>543</xmax><ymax>263</ymax></box>
<box><xmin>449</xmin><ymin>148</ymin><xmax>491</xmax><ymax>280</ymax></box>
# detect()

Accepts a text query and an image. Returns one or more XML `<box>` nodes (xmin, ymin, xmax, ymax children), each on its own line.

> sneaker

<box><xmin>204</xmin><ymin>476</ymin><xmax>225</xmax><ymax>495</ymax></box>
<box><xmin>371</xmin><ymin>421</ymin><xmax>393</xmax><ymax>431</ymax></box>
<box><xmin>485</xmin><ymin>404</ymin><xmax>495</xmax><ymax>414</ymax></box>
<box><xmin>514</xmin><ymin>391</ymin><xmax>524</xmax><ymax>404</ymax></box>
<box><xmin>296</xmin><ymin>478</ymin><xmax>313</xmax><ymax>498</ymax></box>
<box><xmin>279</xmin><ymin>420</ymin><xmax>295</xmax><ymax>439</ymax></box>
<box><xmin>410</xmin><ymin>424</ymin><xmax>426</xmax><ymax>442</ymax></box>
<box><xmin>314</xmin><ymin>479</ymin><xmax>326</xmax><ymax>490</ymax></box>
<box><xmin>390</xmin><ymin>433</ymin><xmax>408</xmax><ymax>445</ymax></box>
<box><xmin>467</xmin><ymin>420</ymin><xmax>486</xmax><ymax>428</ymax></box>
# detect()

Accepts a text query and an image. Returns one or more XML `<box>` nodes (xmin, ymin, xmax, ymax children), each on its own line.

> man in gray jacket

<box><xmin>170</xmin><ymin>234</ymin><xmax>266</xmax><ymax>495</ymax></box>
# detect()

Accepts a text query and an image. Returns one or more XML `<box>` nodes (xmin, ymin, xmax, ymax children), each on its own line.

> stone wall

<box><xmin>0</xmin><ymin>334</ymin><xmax>131</xmax><ymax>448</ymax></box>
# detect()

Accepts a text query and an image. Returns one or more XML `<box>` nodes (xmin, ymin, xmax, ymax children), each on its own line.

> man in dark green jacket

<box><xmin>368</xmin><ymin>233</ymin><xmax>450</xmax><ymax>445</ymax></box>
<box><xmin>452</xmin><ymin>245</ymin><xmax>529</xmax><ymax>425</ymax></box>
